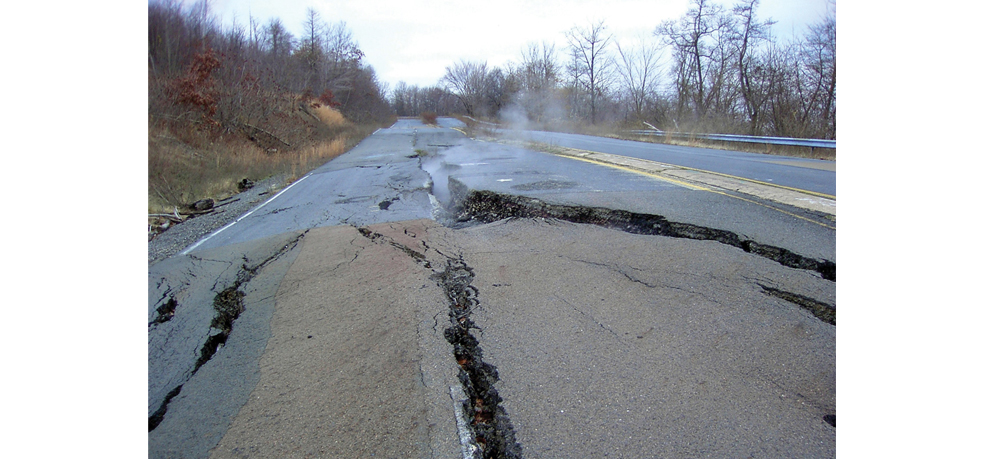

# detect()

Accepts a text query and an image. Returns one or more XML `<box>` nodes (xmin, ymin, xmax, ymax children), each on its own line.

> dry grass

<box><xmin>613</xmin><ymin>132</ymin><xmax>836</xmax><ymax>161</ymax></box>
<box><xmin>312</xmin><ymin>104</ymin><xmax>350</xmax><ymax>129</ymax></box>
<box><xmin>148</xmin><ymin>120</ymin><xmax>367</xmax><ymax>214</ymax></box>
<box><xmin>420</xmin><ymin>112</ymin><xmax>438</xmax><ymax>125</ymax></box>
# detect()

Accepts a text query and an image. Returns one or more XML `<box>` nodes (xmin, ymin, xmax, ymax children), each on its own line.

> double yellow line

<box><xmin>674</xmin><ymin>163</ymin><xmax>836</xmax><ymax>200</ymax></box>
<box><xmin>558</xmin><ymin>150</ymin><xmax>836</xmax><ymax>230</ymax></box>
<box><xmin>567</xmin><ymin>155</ymin><xmax>709</xmax><ymax>191</ymax></box>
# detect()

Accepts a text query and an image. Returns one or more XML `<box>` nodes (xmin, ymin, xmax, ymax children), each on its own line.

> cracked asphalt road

<box><xmin>148</xmin><ymin>117</ymin><xmax>835</xmax><ymax>458</ymax></box>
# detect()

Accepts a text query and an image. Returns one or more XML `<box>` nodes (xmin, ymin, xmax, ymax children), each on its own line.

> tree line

<box><xmin>392</xmin><ymin>0</ymin><xmax>835</xmax><ymax>139</ymax></box>
<box><xmin>148</xmin><ymin>0</ymin><xmax>393</xmax><ymax>140</ymax></box>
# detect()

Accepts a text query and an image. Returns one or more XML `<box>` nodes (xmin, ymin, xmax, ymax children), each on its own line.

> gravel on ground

<box><xmin>148</xmin><ymin>175</ymin><xmax>292</xmax><ymax>266</ymax></box>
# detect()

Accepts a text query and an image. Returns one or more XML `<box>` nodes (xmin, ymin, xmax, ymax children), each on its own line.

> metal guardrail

<box><xmin>629</xmin><ymin>129</ymin><xmax>836</xmax><ymax>149</ymax></box>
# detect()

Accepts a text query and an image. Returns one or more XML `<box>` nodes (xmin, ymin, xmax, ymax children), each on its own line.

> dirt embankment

<box><xmin>148</xmin><ymin>99</ymin><xmax>391</xmax><ymax>256</ymax></box>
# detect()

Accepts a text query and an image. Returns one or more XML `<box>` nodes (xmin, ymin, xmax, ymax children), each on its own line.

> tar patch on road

<box><xmin>378</xmin><ymin>197</ymin><xmax>399</xmax><ymax>210</ymax></box>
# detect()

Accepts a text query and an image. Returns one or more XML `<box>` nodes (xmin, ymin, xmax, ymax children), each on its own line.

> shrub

<box><xmin>312</xmin><ymin>104</ymin><xmax>350</xmax><ymax>129</ymax></box>
<box><xmin>170</xmin><ymin>46</ymin><xmax>221</xmax><ymax>121</ymax></box>
<box><xmin>318</xmin><ymin>89</ymin><xmax>341</xmax><ymax>108</ymax></box>
<box><xmin>420</xmin><ymin>112</ymin><xmax>438</xmax><ymax>125</ymax></box>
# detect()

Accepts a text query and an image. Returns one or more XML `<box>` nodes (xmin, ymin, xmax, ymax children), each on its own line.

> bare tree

<box><xmin>656</xmin><ymin>0</ymin><xmax>733</xmax><ymax>123</ymax></box>
<box><xmin>443</xmin><ymin>60</ymin><xmax>493</xmax><ymax>117</ymax></box>
<box><xmin>264</xmin><ymin>18</ymin><xmax>293</xmax><ymax>57</ymax></box>
<box><xmin>484</xmin><ymin>66</ymin><xmax>513</xmax><ymax>115</ymax></box>
<box><xmin>338</xmin><ymin>65</ymin><xmax>392</xmax><ymax>123</ymax></box>
<box><xmin>187</xmin><ymin>0</ymin><xmax>218</xmax><ymax>46</ymax></box>
<box><xmin>299</xmin><ymin>7</ymin><xmax>325</xmax><ymax>90</ymax></box>
<box><xmin>802</xmin><ymin>15</ymin><xmax>836</xmax><ymax>138</ymax></box>
<box><xmin>391</xmin><ymin>81</ymin><xmax>410</xmax><ymax>115</ymax></box>
<box><xmin>565</xmin><ymin>20</ymin><xmax>615</xmax><ymax>124</ymax></box>
<box><xmin>513</xmin><ymin>42</ymin><xmax>561</xmax><ymax>123</ymax></box>
<box><xmin>260</xmin><ymin>18</ymin><xmax>294</xmax><ymax>89</ymax></box>
<box><xmin>730</xmin><ymin>0</ymin><xmax>775</xmax><ymax>135</ymax></box>
<box><xmin>149</xmin><ymin>0</ymin><xmax>212</xmax><ymax>76</ymax></box>
<box><xmin>761</xmin><ymin>12</ymin><xmax>835</xmax><ymax>139</ymax></box>
<box><xmin>321</xmin><ymin>21</ymin><xmax>365</xmax><ymax>99</ymax></box>
<box><xmin>614</xmin><ymin>36</ymin><xmax>665</xmax><ymax>121</ymax></box>
<box><xmin>519</xmin><ymin>42</ymin><xmax>559</xmax><ymax>92</ymax></box>
<box><xmin>247</xmin><ymin>13</ymin><xmax>262</xmax><ymax>52</ymax></box>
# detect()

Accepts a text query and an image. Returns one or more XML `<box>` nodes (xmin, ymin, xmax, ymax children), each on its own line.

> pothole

<box><xmin>378</xmin><ymin>197</ymin><xmax>399</xmax><ymax>210</ymax></box>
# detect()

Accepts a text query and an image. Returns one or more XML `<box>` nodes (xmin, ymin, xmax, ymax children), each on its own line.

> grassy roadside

<box><xmin>148</xmin><ymin>103</ymin><xmax>390</xmax><ymax>215</ymax></box>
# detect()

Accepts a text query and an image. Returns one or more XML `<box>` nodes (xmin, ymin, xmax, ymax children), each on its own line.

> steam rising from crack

<box><xmin>420</xmin><ymin>153</ymin><xmax>458</xmax><ymax>207</ymax></box>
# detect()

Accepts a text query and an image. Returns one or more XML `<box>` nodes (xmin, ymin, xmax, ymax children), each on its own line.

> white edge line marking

<box><xmin>179</xmin><ymin>173</ymin><xmax>313</xmax><ymax>255</ymax></box>
<box><xmin>450</xmin><ymin>385</ymin><xmax>479</xmax><ymax>459</ymax></box>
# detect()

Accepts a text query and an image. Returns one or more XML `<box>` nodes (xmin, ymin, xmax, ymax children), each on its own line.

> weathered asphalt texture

<box><xmin>149</xmin><ymin>118</ymin><xmax>834</xmax><ymax>457</ymax></box>
<box><xmin>148</xmin><ymin>174</ymin><xmax>293</xmax><ymax>265</ymax></box>
<box><xmin>421</xmin><ymin>135</ymin><xmax>834</xmax><ymax>266</ymax></box>
<box><xmin>148</xmin><ymin>231</ymin><xmax>306</xmax><ymax>455</ymax></box>
<box><xmin>186</xmin><ymin>218</ymin><xmax>834</xmax><ymax>458</ymax></box>
<box><xmin>434</xmin><ymin>218</ymin><xmax>835</xmax><ymax>457</ymax></box>
<box><xmin>208</xmin><ymin>221</ymin><xmax>462</xmax><ymax>459</ymax></box>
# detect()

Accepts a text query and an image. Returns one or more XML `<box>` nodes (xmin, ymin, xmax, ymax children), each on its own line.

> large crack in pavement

<box><xmin>443</xmin><ymin>217</ymin><xmax>835</xmax><ymax>456</ymax></box>
<box><xmin>354</xmin><ymin>222</ymin><xmax>522</xmax><ymax>459</ymax></box>
<box><xmin>759</xmin><ymin>284</ymin><xmax>836</xmax><ymax>325</ymax></box>
<box><xmin>148</xmin><ymin>231</ymin><xmax>307</xmax><ymax>432</ymax></box>
<box><xmin>412</xmin><ymin>140</ymin><xmax>526</xmax><ymax>458</ymax></box>
<box><xmin>409</xmin><ymin>141</ymin><xmax>834</xmax><ymax>456</ymax></box>
<box><xmin>150</xmin><ymin>126</ymin><xmax>833</xmax><ymax>455</ymax></box>
<box><xmin>450</xmin><ymin>184</ymin><xmax>835</xmax><ymax>282</ymax></box>
<box><xmin>433</xmin><ymin>258</ymin><xmax>523</xmax><ymax>459</ymax></box>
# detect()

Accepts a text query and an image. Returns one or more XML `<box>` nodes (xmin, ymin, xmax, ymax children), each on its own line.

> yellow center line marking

<box><xmin>565</xmin><ymin>155</ymin><xmax>710</xmax><ymax>191</ymax></box>
<box><xmin>556</xmin><ymin>152</ymin><xmax>836</xmax><ymax>230</ymax></box>
<box><xmin>562</xmin><ymin>146</ymin><xmax>835</xmax><ymax>200</ymax></box>
<box><xmin>677</xmin><ymin>164</ymin><xmax>836</xmax><ymax>200</ymax></box>
<box><xmin>709</xmin><ymin>190</ymin><xmax>836</xmax><ymax>230</ymax></box>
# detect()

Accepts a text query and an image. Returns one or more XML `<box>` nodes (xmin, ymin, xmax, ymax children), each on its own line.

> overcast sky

<box><xmin>207</xmin><ymin>0</ymin><xmax>834</xmax><ymax>90</ymax></box>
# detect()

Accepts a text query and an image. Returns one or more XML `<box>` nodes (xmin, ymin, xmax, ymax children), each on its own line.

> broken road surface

<box><xmin>149</xmin><ymin>117</ymin><xmax>835</xmax><ymax>458</ymax></box>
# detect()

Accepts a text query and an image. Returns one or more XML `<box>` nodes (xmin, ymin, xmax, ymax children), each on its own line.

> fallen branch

<box><xmin>182</xmin><ymin>208</ymin><xmax>217</xmax><ymax>216</ymax></box>
<box><xmin>243</xmin><ymin>122</ymin><xmax>291</xmax><ymax>147</ymax></box>
<box><xmin>148</xmin><ymin>213</ymin><xmax>183</xmax><ymax>223</ymax></box>
<box><xmin>299</xmin><ymin>103</ymin><xmax>321</xmax><ymax>122</ymax></box>
<box><xmin>148</xmin><ymin>208</ymin><xmax>217</xmax><ymax>221</ymax></box>
<box><xmin>213</xmin><ymin>197</ymin><xmax>240</xmax><ymax>208</ymax></box>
